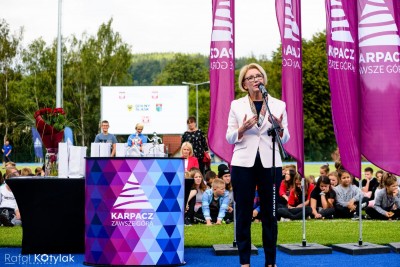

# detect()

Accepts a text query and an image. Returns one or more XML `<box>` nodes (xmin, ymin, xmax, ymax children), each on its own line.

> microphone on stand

<box><xmin>258</xmin><ymin>83</ymin><xmax>268</xmax><ymax>98</ymax></box>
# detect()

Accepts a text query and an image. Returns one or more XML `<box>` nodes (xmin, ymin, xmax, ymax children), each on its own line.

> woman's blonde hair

<box><xmin>238</xmin><ymin>63</ymin><xmax>268</xmax><ymax>92</ymax></box>
<box><xmin>180</xmin><ymin>141</ymin><xmax>194</xmax><ymax>157</ymax></box>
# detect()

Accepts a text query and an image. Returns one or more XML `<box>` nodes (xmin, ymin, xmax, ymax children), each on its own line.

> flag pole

<box><xmin>56</xmin><ymin>0</ymin><xmax>63</xmax><ymax>108</ymax></box>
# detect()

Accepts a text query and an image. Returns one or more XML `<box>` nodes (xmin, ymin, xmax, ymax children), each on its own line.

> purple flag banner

<box><xmin>275</xmin><ymin>0</ymin><xmax>304</xmax><ymax>176</ymax></box>
<box><xmin>209</xmin><ymin>0</ymin><xmax>235</xmax><ymax>163</ymax></box>
<box><xmin>358</xmin><ymin>0</ymin><xmax>400</xmax><ymax>175</ymax></box>
<box><xmin>31</xmin><ymin>127</ymin><xmax>44</xmax><ymax>159</ymax></box>
<box><xmin>326</xmin><ymin>0</ymin><xmax>361</xmax><ymax>178</ymax></box>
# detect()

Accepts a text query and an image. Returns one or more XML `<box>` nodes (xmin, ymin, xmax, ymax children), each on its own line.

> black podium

<box><xmin>6</xmin><ymin>177</ymin><xmax>85</xmax><ymax>254</ymax></box>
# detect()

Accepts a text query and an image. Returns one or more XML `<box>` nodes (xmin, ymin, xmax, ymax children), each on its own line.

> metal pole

<box><xmin>56</xmin><ymin>0</ymin><xmax>63</xmax><ymax>108</ymax></box>
<box><xmin>358</xmin><ymin>177</ymin><xmax>363</xmax><ymax>246</ymax></box>
<box><xmin>302</xmin><ymin>177</ymin><xmax>307</xmax><ymax>247</ymax></box>
<box><xmin>233</xmin><ymin>199</ymin><xmax>237</xmax><ymax>247</ymax></box>
<box><xmin>181</xmin><ymin>81</ymin><xmax>209</xmax><ymax>124</ymax></box>
<box><xmin>196</xmin><ymin>84</ymin><xmax>199</xmax><ymax>124</ymax></box>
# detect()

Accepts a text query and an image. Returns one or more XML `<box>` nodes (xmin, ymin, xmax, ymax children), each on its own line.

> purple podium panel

<box><xmin>85</xmin><ymin>158</ymin><xmax>185</xmax><ymax>266</ymax></box>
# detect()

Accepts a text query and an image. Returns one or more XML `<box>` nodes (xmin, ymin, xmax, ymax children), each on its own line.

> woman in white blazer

<box><xmin>226</xmin><ymin>63</ymin><xmax>290</xmax><ymax>267</ymax></box>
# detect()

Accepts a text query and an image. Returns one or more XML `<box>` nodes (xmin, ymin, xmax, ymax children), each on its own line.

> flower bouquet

<box><xmin>34</xmin><ymin>107</ymin><xmax>67</xmax><ymax>176</ymax></box>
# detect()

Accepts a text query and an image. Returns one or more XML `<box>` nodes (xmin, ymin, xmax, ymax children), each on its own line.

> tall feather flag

<box><xmin>208</xmin><ymin>0</ymin><xmax>235</xmax><ymax>164</ymax></box>
<box><xmin>325</xmin><ymin>0</ymin><xmax>361</xmax><ymax>178</ymax></box>
<box><xmin>275</xmin><ymin>0</ymin><xmax>304</xmax><ymax>176</ymax></box>
<box><xmin>31</xmin><ymin>127</ymin><xmax>44</xmax><ymax>159</ymax></box>
<box><xmin>64</xmin><ymin>126</ymin><xmax>74</xmax><ymax>145</ymax></box>
<box><xmin>358</xmin><ymin>0</ymin><xmax>400</xmax><ymax>175</ymax></box>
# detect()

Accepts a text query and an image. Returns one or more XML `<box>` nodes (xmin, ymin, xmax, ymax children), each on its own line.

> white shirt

<box><xmin>0</xmin><ymin>184</ymin><xmax>18</xmax><ymax>210</ymax></box>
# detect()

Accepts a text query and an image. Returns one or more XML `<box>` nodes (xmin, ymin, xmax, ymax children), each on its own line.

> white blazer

<box><xmin>226</xmin><ymin>95</ymin><xmax>290</xmax><ymax>168</ymax></box>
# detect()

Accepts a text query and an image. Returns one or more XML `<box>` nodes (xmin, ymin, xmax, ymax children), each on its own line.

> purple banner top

<box><xmin>276</xmin><ymin>0</ymin><xmax>304</xmax><ymax>176</ymax></box>
<box><xmin>208</xmin><ymin>0</ymin><xmax>235</xmax><ymax>164</ymax></box>
<box><xmin>358</xmin><ymin>0</ymin><xmax>400</xmax><ymax>175</ymax></box>
<box><xmin>326</xmin><ymin>0</ymin><xmax>361</xmax><ymax>178</ymax></box>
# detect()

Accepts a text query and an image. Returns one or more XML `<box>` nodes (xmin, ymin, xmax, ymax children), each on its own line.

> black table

<box><xmin>6</xmin><ymin>177</ymin><xmax>85</xmax><ymax>254</ymax></box>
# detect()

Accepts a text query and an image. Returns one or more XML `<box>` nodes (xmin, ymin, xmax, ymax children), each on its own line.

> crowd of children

<box><xmin>2</xmin><ymin>159</ymin><xmax>399</xmax><ymax>229</ymax></box>
<box><xmin>183</xmin><ymin>161</ymin><xmax>400</xmax><ymax>225</ymax></box>
<box><xmin>277</xmin><ymin>164</ymin><xmax>400</xmax><ymax>221</ymax></box>
<box><xmin>184</xmin><ymin>164</ymin><xmax>233</xmax><ymax>226</ymax></box>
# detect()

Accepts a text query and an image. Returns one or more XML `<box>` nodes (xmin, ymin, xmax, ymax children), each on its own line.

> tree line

<box><xmin>0</xmin><ymin>18</ymin><xmax>334</xmax><ymax>162</ymax></box>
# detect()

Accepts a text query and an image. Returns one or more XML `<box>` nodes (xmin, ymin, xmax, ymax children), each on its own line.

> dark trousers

<box><xmin>278</xmin><ymin>206</ymin><xmax>312</xmax><ymax>220</ymax></box>
<box><xmin>365</xmin><ymin>207</ymin><xmax>400</xmax><ymax>220</ymax></box>
<box><xmin>334</xmin><ymin>197</ymin><xmax>369</xmax><ymax>218</ymax></box>
<box><xmin>185</xmin><ymin>197</ymin><xmax>196</xmax><ymax>223</ymax></box>
<box><xmin>231</xmin><ymin>155</ymin><xmax>282</xmax><ymax>266</ymax></box>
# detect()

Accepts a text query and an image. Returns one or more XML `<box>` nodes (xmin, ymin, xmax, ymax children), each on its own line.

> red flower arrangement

<box><xmin>34</xmin><ymin>107</ymin><xmax>66</xmax><ymax>149</ymax></box>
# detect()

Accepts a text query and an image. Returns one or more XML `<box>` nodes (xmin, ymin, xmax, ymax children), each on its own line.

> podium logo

<box><xmin>211</xmin><ymin>0</ymin><xmax>233</xmax><ymax>43</ymax></box>
<box><xmin>111</xmin><ymin>173</ymin><xmax>154</xmax><ymax>226</ymax></box>
<box><xmin>359</xmin><ymin>0</ymin><xmax>400</xmax><ymax>47</ymax></box>
<box><xmin>113</xmin><ymin>173</ymin><xmax>153</xmax><ymax>210</ymax></box>
<box><xmin>283</xmin><ymin>0</ymin><xmax>300</xmax><ymax>42</ymax></box>
<box><xmin>329</xmin><ymin>0</ymin><xmax>354</xmax><ymax>43</ymax></box>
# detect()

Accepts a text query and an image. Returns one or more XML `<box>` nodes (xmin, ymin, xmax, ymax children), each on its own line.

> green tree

<box><xmin>154</xmin><ymin>53</ymin><xmax>209</xmax><ymax>131</ymax></box>
<box><xmin>254</xmin><ymin>32</ymin><xmax>336</xmax><ymax>161</ymax></box>
<box><xmin>0</xmin><ymin>19</ymin><xmax>23</xmax><ymax>142</ymax></box>
<box><xmin>129</xmin><ymin>53</ymin><xmax>174</xmax><ymax>85</ymax></box>
<box><xmin>20</xmin><ymin>38</ymin><xmax>57</xmax><ymax>109</ymax></box>
<box><xmin>62</xmin><ymin>19</ymin><xmax>133</xmax><ymax>147</ymax></box>
<box><xmin>302</xmin><ymin>32</ymin><xmax>335</xmax><ymax>160</ymax></box>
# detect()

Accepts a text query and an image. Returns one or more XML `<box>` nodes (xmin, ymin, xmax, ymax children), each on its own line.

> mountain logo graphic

<box><xmin>359</xmin><ymin>0</ymin><xmax>400</xmax><ymax>47</ymax></box>
<box><xmin>113</xmin><ymin>173</ymin><xmax>153</xmax><ymax>210</ymax></box>
<box><xmin>329</xmin><ymin>0</ymin><xmax>354</xmax><ymax>43</ymax></box>
<box><xmin>211</xmin><ymin>0</ymin><xmax>233</xmax><ymax>43</ymax></box>
<box><xmin>34</xmin><ymin>138</ymin><xmax>42</xmax><ymax>148</ymax></box>
<box><xmin>283</xmin><ymin>0</ymin><xmax>300</xmax><ymax>41</ymax></box>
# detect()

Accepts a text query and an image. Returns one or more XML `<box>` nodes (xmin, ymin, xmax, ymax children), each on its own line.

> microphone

<box><xmin>258</xmin><ymin>83</ymin><xmax>268</xmax><ymax>97</ymax></box>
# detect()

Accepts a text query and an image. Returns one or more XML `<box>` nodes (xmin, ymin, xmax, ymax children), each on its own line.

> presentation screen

<box><xmin>101</xmin><ymin>86</ymin><xmax>188</xmax><ymax>135</ymax></box>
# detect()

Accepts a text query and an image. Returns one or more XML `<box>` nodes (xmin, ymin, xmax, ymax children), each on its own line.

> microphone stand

<box><xmin>262</xmin><ymin>91</ymin><xmax>289</xmax><ymax>218</ymax></box>
<box><xmin>262</xmin><ymin>91</ymin><xmax>288</xmax><ymax>266</ymax></box>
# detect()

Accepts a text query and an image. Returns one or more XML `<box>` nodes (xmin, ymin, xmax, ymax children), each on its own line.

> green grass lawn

<box><xmin>2</xmin><ymin>219</ymin><xmax>400</xmax><ymax>248</ymax></box>
<box><xmin>1</xmin><ymin>162</ymin><xmax>388</xmax><ymax>248</ymax></box>
<box><xmin>210</xmin><ymin>162</ymin><xmax>378</xmax><ymax>178</ymax></box>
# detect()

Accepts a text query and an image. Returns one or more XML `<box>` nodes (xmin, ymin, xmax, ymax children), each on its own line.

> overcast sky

<box><xmin>1</xmin><ymin>0</ymin><xmax>326</xmax><ymax>58</ymax></box>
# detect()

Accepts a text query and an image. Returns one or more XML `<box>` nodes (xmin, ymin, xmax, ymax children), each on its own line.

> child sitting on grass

<box><xmin>334</xmin><ymin>169</ymin><xmax>369</xmax><ymax>219</ymax></box>
<box><xmin>278</xmin><ymin>172</ymin><xmax>315</xmax><ymax>220</ymax></box>
<box><xmin>365</xmin><ymin>172</ymin><xmax>400</xmax><ymax>220</ymax></box>
<box><xmin>0</xmin><ymin>170</ymin><xmax>22</xmax><ymax>227</ymax></box>
<box><xmin>310</xmin><ymin>176</ymin><xmax>336</xmax><ymax>219</ymax></box>
<box><xmin>195</xmin><ymin>178</ymin><xmax>231</xmax><ymax>225</ymax></box>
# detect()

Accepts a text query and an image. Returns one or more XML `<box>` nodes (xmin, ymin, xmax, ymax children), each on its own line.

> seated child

<box><xmin>279</xmin><ymin>168</ymin><xmax>296</xmax><ymax>208</ymax></box>
<box><xmin>365</xmin><ymin>172</ymin><xmax>400</xmax><ymax>220</ymax></box>
<box><xmin>334</xmin><ymin>169</ymin><xmax>369</xmax><ymax>219</ymax></box>
<box><xmin>362</xmin><ymin>167</ymin><xmax>379</xmax><ymax>200</ymax></box>
<box><xmin>278</xmin><ymin>172</ymin><xmax>315</xmax><ymax>220</ymax></box>
<box><xmin>218</xmin><ymin>164</ymin><xmax>234</xmax><ymax>223</ymax></box>
<box><xmin>310</xmin><ymin>176</ymin><xmax>336</xmax><ymax>219</ymax></box>
<box><xmin>0</xmin><ymin>180</ymin><xmax>22</xmax><ymax>227</ymax></box>
<box><xmin>195</xmin><ymin>178</ymin><xmax>231</xmax><ymax>225</ymax></box>
<box><xmin>204</xmin><ymin>170</ymin><xmax>217</xmax><ymax>189</ymax></box>
<box><xmin>185</xmin><ymin>169</ymin><xmax>208</xmax><ymax>225</ymax></box>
